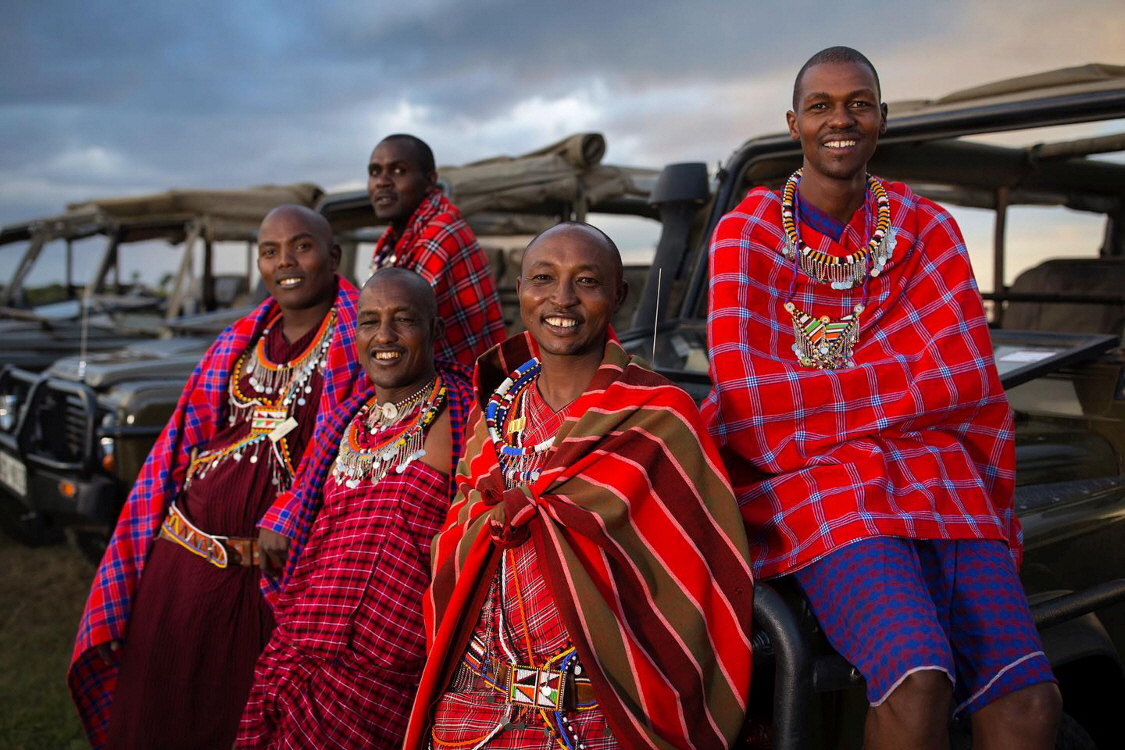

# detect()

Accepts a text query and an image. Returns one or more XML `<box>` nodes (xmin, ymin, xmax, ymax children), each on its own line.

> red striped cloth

<box><xmin>405</xmin><ymin>333</ymin><xmax>754</xmax><ymax>750</ymax></box>
<box><xmin>700</xmin><ymin>180</ymin><xmax>1018</xmax><ymax>581</ymax></box>
<box><xmin>372</xmin><ymin>190</ymin><xmax>506</xmax><ymax>367</ymax></box>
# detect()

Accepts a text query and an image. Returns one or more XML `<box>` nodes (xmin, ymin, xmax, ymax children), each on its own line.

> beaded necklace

<box><xmin>781</xmin><ymin>178</ymin><xmax>890</xmax><ymax>370</ymax></box>
<box><xmin>485</xmin><ymin>358</ymin><xmax>555</xmax><ymax>489</ymax></box>
<box><xmin>369</xmin><ymin>380</ymin><xmax>431</xmax><ymax>426</ymax></box>
<box><xmin>333</xmin><ymin>375</ymin><xmax>446</xmax><ymax>489</ymax></box>
<box><xmin>186</xmin><ymin>309</ymin><xmax>335</xmax><ymax>488</ymax></box>
<box><xmin>781</xmin><ymin>169</ymin><xmax>895</xmax><ymax>289</ymax></box>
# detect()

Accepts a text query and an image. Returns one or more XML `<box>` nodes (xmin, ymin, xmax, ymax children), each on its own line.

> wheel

<box><xmin>948</xmin><ymin>710</ymin><xmax>1097</xmax><ymax>750</ymax></box>
<box><xmin>1054</xmin><ymin>711</ymin><xmax>1098</xmax><ymax>750</ymax></box>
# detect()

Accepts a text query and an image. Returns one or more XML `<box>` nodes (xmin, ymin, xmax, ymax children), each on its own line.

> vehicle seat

<box><xmin>1002</xmin><ymin>258</ymin><xmax>1125</xmax><ymax>337</ymax></box>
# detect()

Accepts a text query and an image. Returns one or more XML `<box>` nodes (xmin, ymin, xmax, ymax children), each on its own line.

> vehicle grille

<box><xmin>25</xmin><ymin>383</ymin><xmax>96</xmax><ymax>466</ymax></box>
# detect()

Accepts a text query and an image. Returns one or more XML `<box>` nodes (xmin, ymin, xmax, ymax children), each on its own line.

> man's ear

<box><xmin>879</xmin><ymin>102</ymin><xmax>888</xmax><ymax>134</ymax></box>
<box><xmin>615</xmin><ymin>278</ymin><xmax>629</xmax><ymax>312</ymax></box>
<box><xmin>426</xmin><ymin>170</ymin><xmax>439</xmax><ymax>190</ymax></box>
<box><xmin>431</xmin><ymin>315</ymin><xmax>445</xmax><ymax>343</ymax></box>
<box><xmin>329</xmin><ymin>243</ymin><xmax>342</xmax><ymax>271</ymax></box>
<box><xmin>786</xmin><ymin>110</ymin><xmax>799</xmax><ymax>141</ymax></box>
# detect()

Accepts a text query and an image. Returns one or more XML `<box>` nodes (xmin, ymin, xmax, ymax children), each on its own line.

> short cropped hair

<box><xmin>380</xmin><ymin>133</ymin><xmax>436</xmax><ymax>174</ymax></box>
<box><xmin>792</xmin><ymin>46</ymin><xmax>882</xmax><ymax>109</ymax></box>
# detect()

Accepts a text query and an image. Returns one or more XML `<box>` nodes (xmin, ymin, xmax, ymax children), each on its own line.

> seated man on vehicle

<box><xmin>702</xmin><ymin>46</ymin><xmax>1062</xmax><ymax>749</ymax></box>
<box><xmin>403</xmin><ymin>222</ymin><xmax>754</xmax><ymax>750</ymax></box>
<box><xmin>68</xmin><ymin>205</ymin><xmax>365</xmax><ymax>750</ymax></box>
<box><xmin>368</xmin><ymin>133</ymin><xmax>506</xmax><ymax>366</ymax></box>
<box><xmin>237</xmin><ymin>268</ymin><xmax>473</xmax><ymax>749</ymax></box>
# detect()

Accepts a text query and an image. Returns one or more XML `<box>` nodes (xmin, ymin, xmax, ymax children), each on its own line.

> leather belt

<box><xmin>159</xmin><ymin>502</ymin><xmax>260</xmax><ymax>569</ymax></box>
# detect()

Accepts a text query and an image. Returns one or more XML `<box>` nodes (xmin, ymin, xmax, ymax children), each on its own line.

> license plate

<box><xmin>0</xmin><ymin>451</ymin><xmax>27</xmax><ymax>497</ymax></box>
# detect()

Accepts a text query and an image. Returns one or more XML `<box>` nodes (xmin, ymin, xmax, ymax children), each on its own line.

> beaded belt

<box><xmin>158</xmin><ymin>502</ymin><xmax>260</xmax><ymax>569</ymax></box>
<box><xmin>455</xmin><ymin>635</ymin><xmax>597</xmax><ymax>711</ymax></box>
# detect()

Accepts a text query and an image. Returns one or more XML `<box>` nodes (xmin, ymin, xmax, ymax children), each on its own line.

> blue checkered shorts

<box><xmin>794</xmin><ymin>537</ymin><xmax>1055</xmax><ymax>715</ymax></box>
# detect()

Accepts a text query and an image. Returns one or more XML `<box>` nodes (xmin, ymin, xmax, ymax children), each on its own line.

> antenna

<box><xmin>651</xmin><ymin>267</ymin><xmax>662</xmax><ymax>364</ymax></box>
<box><xmin>78</xmin><ymin>286</ymin><xmax>90</xmax><ymax>382</ymax></box>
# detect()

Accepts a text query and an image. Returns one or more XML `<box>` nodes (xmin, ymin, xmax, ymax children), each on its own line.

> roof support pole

<box><xmin>992</xmin><ymin>186</ymin><xmax>1010</xmax><ymax>327</ymax></box>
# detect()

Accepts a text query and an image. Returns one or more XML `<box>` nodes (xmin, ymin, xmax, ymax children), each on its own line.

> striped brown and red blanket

<box><xmin>405</xmin><ymin>333</ymin><xmax>755</xmax><ymax>750</ymax></box>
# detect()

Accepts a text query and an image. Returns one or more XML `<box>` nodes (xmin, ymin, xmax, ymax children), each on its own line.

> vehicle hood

<box><xmin>46</xmin><ymin>337</ymin><xmax>213</xmax><ymax>388</ymax></box>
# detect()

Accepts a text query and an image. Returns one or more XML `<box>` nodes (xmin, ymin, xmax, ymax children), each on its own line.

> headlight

<box><xmin>99</xmin><ymin>412</ymin><xmax>117</xmax><ymax>472</ymax></box>
<box><xmin>0</xmin><ymin>394</ymin><xmax>19</xmax><ymax>432</ymax></box>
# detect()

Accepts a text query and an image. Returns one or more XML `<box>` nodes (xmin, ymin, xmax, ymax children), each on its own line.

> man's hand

<box><xmin>96</xmin><ymin>639</ymin><xmax>122</xmax><ymax>665</ymax></box>
<box><xmin>258</xmin><ymin>528</ymin><xmax>291</xmax><ymax>578</ymax></box>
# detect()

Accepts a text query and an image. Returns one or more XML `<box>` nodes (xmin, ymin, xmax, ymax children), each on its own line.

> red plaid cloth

<box><xmin>237</xmin><ymin>363</ymin><xmax>473</xmax><ymax>749</ymax></box>
<box><xmin>407</xmin><ymin>333</ymin><xmax>754</xmax><ymax>750</ymax></box>
<box><xmin>372</xmin><ymin>190</ymin><xmax>506</xmax><ymax>367</ymax></box>
<box><xmin>700</xmin><ymin>180</ymin><xmax>1018</xmax><ymax>581</ymax></box>
<box><xmin>238</xmin><ymin>466</ymin><xmax>450</xmax><ymax>749</ymax></box>
<box><xmin>68</xmin><ymin>280</ymin><xmax>364</xmax><ymax>749</ymax></box>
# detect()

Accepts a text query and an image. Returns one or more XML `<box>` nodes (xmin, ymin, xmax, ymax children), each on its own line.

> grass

<box><xmin>0</xmin><ymin>533</ymin><xmax>94</xmax><ymax>750</ymax></box>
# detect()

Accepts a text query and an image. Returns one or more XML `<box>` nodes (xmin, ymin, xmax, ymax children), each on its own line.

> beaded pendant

<box><xmin>781</xmin><ymin>169</ymin><xmax>895</xmax><ymax>289</ymax></box>
<box><xmin>785</xmin><ymin>301</ymin><xmax>865</xmax><ymax>370</ymax></box>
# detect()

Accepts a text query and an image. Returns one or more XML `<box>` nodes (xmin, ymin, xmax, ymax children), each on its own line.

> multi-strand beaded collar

<box><xmin>333</xmin><ymin>374</ymin><xmax>447</xmax><ymax>489</ymax></box>
<box><xmin>186</xmin><ymin>309</ymin><xmax>336</xmax><ymax>487</ymax></box>
<box><xmin>781</xmin><ymin>168</ymin><xmax>894</xmax><ymax>289</ymax></box>
<box><xmin>780</xmin><ymin>170</ymin><xmax>896</xmax><ymax>370</ymax></box>
<box><xmin>485</xmin><ymin>358</ymin><xmax>555</xmax><ymax>489</ymax></box>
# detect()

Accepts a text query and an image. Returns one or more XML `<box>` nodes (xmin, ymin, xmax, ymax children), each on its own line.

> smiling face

<box><xmin>256</xmin><ymin>206</ymin><xmax>340</xmax><ymax>316</ymax></box>
<box><xmin>355</xmin><ymin>269</ymin><xmax>440</xmax><ymax>401</ymax></box>
<box><xmin>787</xmin><ymin>60</ymin><xmax>887</xmax><ymax>183</ymax></box>
<box><xmin>517</xmin><ymin>224</ymin><xmax>627</xmax><ymax>363</ymax></box>
<box><xmin>366</xmin><ymin>138</ymin><xmax>437</xmax><ymax>230</ymax></box>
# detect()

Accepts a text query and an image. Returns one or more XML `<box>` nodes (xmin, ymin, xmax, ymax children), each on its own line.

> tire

<box><xmin>948</xmin><ymin>710</ymin><xmax>1097</xmax><ymax>750</ymax></box>
<box><xmin>1054</xmin><ymin>711</ymin><xmax>1098</xmax><ymax>750</ymax></box>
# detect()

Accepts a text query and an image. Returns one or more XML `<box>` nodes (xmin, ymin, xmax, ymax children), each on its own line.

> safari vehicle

<box><xmin>0</xmin><ymin>183</ymin><xmax>324</xmax><ymax>543</ymax></box>
<box><xmin>0</xmin><ymin>183</ymin><xmax>322</xmax><ymax>373</ymax></box>
<box><xmin>0</xmin><ymin>134</ymin><xmax>659</xmax><ymax>556</ymax></box>
<box><xmin>621</xmin><ymin>65</ymin><xmax>1125</xmax><ymax>749</ymax></box>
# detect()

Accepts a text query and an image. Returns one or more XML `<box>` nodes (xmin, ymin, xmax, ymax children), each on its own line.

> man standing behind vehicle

<box><xmin>404</xmin><ymin>223</ymin><xmax>754</xmax><ymax>750</ymax></box>
<box><xmin>703</xmin><ymin>47</ymin><xmax>1062</xmax><ymax>749</ymax></box>
<box><xmin>237</xmin><ymin>268</ymin><xmax>473</xmax><ymax>749</ymax></box>
<box><xmin>68</xmin><ymin>205</ymin><xmax>364</xmax><ymax>749</ymax></box>
<box><xmin>368</xmin><ymin>133</ymin><xmax>506</xmax><ymax>367</ymax></box>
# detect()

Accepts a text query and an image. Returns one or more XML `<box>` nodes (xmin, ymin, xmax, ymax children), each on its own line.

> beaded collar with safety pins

<box><xmin>333</xmin><ymin>374</ymin><xmax>446</xmax><ymax>489</ymax></box>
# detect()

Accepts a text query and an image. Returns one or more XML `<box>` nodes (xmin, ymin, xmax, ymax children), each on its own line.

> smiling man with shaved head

<box><xmin>69</xmin><ymin>204</ymin><xmax>365</xmax><ymax>750</ymax></box>
<box><xmin>404</xmin><ymin>222</ymin><xmax>755</xmax><ymax>750</ymax></box>
<box><xmin>238</xmin><ymin>268</ymin><xmax>473</xmax><ymax>749</ymax></box>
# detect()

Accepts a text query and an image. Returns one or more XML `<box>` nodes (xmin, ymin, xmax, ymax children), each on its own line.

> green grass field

<box><xmin>0</xmin><ymin>534</ymin><xmax>93</xmax><ymax>750</ymax></box>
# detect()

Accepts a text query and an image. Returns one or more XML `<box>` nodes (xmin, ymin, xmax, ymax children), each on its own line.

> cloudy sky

<box><xmin>2</xmin><ymin>0</ymin><xmax>1123</xmax><ymax>286</ymax></box>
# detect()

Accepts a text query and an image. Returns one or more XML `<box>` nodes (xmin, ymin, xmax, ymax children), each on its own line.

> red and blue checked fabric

<box><xmin>700</xmin><ymin>180</ymin><xmax>1018</xmax><ymax>581</ymax></box>
<box><xmin>235</xmin><ymin>362</ymin><xmax>472</xmax><ymax>749</ymax></box>
<box><xmin>68</xmin><ymin>279</ymin><xmax>363</xmax><ymax>750</ymax></box>
<box><xmin>793</xmin><ymin>537</ymin><xmax>1053</xmax><ymax>715</ymax></box>
<box><xmin>267</xmin><ymin>360</ymin><xmax>473</xmax><ymax>588</ymax></box>
<box><xmin>406</xmin><ymin>333</ymin><xmax>755</xmax><ymax>750</ymax></box>
<box><xmin>372</xmin><ymin>190</ymin><xmax>506</xmax><ymax>368</ymax></box>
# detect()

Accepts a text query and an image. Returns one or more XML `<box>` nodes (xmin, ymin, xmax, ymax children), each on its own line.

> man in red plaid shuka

<box><xmin>368</xmin><ymin>134</ymin><xmax>506</xmax><ymax>368</ymax></box>
<box><xmin>68</xmin><ymin>206</ymin><xmax>365</xmax><ymax>749</ymax></box>
<box><xmin>237</xmin><ymin>269</ymin><xmax>473</xmax><ymax>749</ymax></box>
<box><xmin>405</xmin><ymin>223</ymin><xmax>754</xmax><ymax>750</ymax></box>
<box><xmin>702</xmin><ymin>47</ymin><xmax>1061</xmax><ymax>749</ymax></box>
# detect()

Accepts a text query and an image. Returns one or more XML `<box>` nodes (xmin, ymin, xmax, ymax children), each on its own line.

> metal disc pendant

<box><xmin>381</xmin><ymin>402</ymin><xmax>398</xmax><ymax>421</ymax></box>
